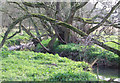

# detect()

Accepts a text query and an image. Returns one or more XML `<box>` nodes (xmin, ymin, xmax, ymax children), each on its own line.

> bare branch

<box><xmin>87</xmin><ymin>2</ymin><xmax>98</xmax><ymax>17</ymax></box>
<box><xmin>0</xmin><ymin>13</ymin><xmax>120</xmax><ymax>56</ymax></box>
<box><xmin>7</xmin><ymin>22</ymin><xmax>22</xmax><ymax>39</ymax></box>
<box><xmin>88</xmin><ymin>1</ymin><xmax>120</xmax><ymax>34</ymax></box>
<box><xmin>22</xmin><ymin>2</ymin><xmax>48</xmax><ymax>9</ymax></box>
<box><xmin>66</xmin><ymin>1</ymin><xmax>89</xmax><ymax>23</ymax></box>
<box><xmin>21</xmin><ymin>25</ymin><xmax>50</xmax><ymax>52</ymax></box>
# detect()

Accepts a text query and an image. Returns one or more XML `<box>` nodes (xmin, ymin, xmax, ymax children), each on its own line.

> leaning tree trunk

<box><xmin>0</xmin><ymin>13</ymin><xmax>120</xmax><ymax>56</ymax></box>
<box><xmin>21</xmin><ymin>1</ymin><xmax>89</xmax><ymax>43</ymax></box>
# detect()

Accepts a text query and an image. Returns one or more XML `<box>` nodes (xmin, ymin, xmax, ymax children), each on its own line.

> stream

<box><xmin>92</xmin><ymin>66</ymin><xmax>120</xmax><ymax>82</ymax></box>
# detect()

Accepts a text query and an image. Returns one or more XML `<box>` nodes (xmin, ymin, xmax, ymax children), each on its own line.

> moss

<box><xmin>57</xmin><ymin>21</ymin><xmax>87</xmax><ymax>36</ymax></box>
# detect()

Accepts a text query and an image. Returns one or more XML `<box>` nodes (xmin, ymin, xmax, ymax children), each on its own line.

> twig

<box><xmin>7</xmin><ymin>22</ymin><xmax>22</xmax><ymax>39</ymax></box>
<box><xmin>90</xmin><ymin>58</ymin><xmax>98</xmax><ymax>68</ymax></box>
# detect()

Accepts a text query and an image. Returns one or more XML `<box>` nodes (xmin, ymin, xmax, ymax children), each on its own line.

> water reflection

<box><xmin>92</xmin><ymin>66</ymin><xmax>120</xmax><ymax>82</ymax></box>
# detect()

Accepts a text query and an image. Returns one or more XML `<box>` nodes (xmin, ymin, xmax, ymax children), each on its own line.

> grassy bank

<box><xmin>0</xmin><ymin>31</ymin><xmax>119</xmax><ymax>81</ymax></box>
<box><xmin>0</xmin><ymin>51</ymin><xmax>97</xmax><ymax>81</ymax></box>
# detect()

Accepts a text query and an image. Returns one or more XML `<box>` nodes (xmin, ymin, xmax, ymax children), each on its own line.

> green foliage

<box><xmin>36</xmin><ymin>38</ymin><xmax>51</xmax><ymax>49</ymax></box>
<box><xmin>97</xmin><ymin>35</ymin><xmax>120</xmax><ymax>50</ymax></box>
<box><xmin>1</xmin><ymin>47</ymin><xmax>10</xmax><ymax>58</ymax></box>
<box><xmin>105</xmin><ymin>42</ymin><xmax>120</xmax><ymax>50</ymax></box>
<box><xmin>47</xmin><ymin>71</ymin><xmax>97</xmax><ymax>81</ymax></box>
<box><xmin>1</xmin><ymin>45</ymin><xmax>9</xmax><ymax>51</ymax></box>
<box><xmin>54</xmin><ymin>43</ymin><xmax>119</xmax><ymax>66</ymax></box>
<box><xmin>0</xmin><ymin>31</ymin><xmax>119</xmax><ymax>81</ymax></box>
<box><xmin>86</xmin><ymin>46</ymin><xmax>120</xmax><ymax>63</ymax></box>
<box><xmin>0</xmin><ymin>31</ymin><xmax>30</xmax><ymax>46</ymax></box>
<box><xmin>0</xmin><ymin>51</ymin><xmax>97</xmax><ymax>81</ymax></box>
<box><xmin>6</xmin><ymin>32</ymin><xmax>30</xmax><ymax>46</ymax></box>
<box><xmin>6</xmin><ymin>39</ymin><xmax>21</xmax><ymax>46</ymax></box>
<box><xmin>36</xmin><ymin>38</ymin><xmax>60</xmax><ymax>51</ymax></box>
<box><xmin>36</xmin><ymin>38</ymin><xmax>119</xmax><ymax>66</ymax></box>
<box><xmin>54</xmin><ymin>43</ymin><xmax>82</xmax><ymax>52</ymax></box>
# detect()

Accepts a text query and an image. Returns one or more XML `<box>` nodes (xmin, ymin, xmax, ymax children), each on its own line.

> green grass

<box><xmin>35</xmin><ymin>37</ymin><xmax>120</xmax><ymax>66</ymax></box>
<box><xmin>54</xmin><ymin>43</ymin><xmax>83</xmax><ymax>52</ymax></box>
<box><xmin>0</xmin><ymin>31</ymin><xmax>119</xmax><ymax>81</ymax></box>
<box><xmin>0</xmin><ymin>30</ymin><xmax>47</xmax><ymax>47</ymax></box>
<box><xmin>0</xmin><ymin>51</ymin><xmax>97</xmax><ymax>81</ymax></box>
<box><xmin>1</xmin><ymin>32</ymin><xmax>119</xmax><ymax>66</ymax></box>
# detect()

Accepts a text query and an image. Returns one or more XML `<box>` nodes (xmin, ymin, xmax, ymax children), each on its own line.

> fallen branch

<box><xmin>90</xmin><ymin>58</ymin><xmax>98</xmax><ymax>68</ymax></box>
<box><xmin>21</xmin><ymin>25</ymin><xmax>50</xmax><ymax>52</ymax></box>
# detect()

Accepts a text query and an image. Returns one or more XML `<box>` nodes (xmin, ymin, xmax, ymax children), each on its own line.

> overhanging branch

<box><xmin>74</xmin><ymin>15</ymin><xmax>120</xmax><ymax>29</ymax></box>
<box><xmin>0</xmin><ymin>13</ymin><xmax>120</xmax><ymax>56</ymax></box>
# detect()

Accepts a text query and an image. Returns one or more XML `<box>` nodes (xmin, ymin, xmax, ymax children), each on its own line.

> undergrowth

<box><xmin>0</xmin><ymin>51</ymin><xmax>97</xmax><ymax>81</ymax></box>
<box><xmin>36</xmin><ymin>39</ymin><xmax>120</xmax><ymax>66</ymax></box>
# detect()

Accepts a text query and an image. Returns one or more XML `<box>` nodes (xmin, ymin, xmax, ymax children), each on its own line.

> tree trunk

<box><xmin>1</xmin><ymin>13</ymin><xmax>120</xmax><ymax>56</ymax></box>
